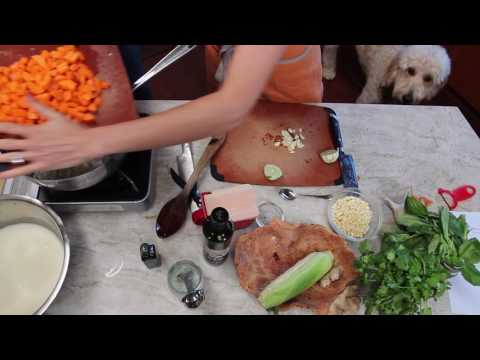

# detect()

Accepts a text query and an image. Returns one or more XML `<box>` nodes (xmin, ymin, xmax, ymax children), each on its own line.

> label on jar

<box><xmin>203</xmin><ymin>244</ymin><xmax>230</xmax><ymax>265</ymax></box>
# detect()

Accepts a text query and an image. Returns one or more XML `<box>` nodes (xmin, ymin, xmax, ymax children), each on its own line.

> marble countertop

<box><xmin>46</xmin><ymin>101</ymin><xmax>480</xmax><ymax>315</ymax></box>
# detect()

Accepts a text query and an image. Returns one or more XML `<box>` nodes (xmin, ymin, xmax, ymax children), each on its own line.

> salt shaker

<box><xmin>140</xmin><ymin>243</ymin><xmax>161</xmax><ymax>269</ymax></box>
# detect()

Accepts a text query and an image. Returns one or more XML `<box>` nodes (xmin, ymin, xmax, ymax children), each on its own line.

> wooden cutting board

<box><xmin>0</xmin><ymin>45</ymin><xmax>137</xmax><ymax>126</ymax></box>
<box><xmin>211</xmin><ymin>101</ymin><xmax>342</xmax><ymax>187</ymax></box>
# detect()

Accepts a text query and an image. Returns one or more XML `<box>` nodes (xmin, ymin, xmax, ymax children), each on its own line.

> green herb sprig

<box><xmin>356</xmin><ymin>195</ymin><xmax>480</xmax><ymax>315</ymax></box>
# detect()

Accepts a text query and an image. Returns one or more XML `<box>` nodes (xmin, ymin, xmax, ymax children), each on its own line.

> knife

<box><xmin>328</xmin><ymin>109</ymin><xmax>359</xmax><ymax>189</ymax></box>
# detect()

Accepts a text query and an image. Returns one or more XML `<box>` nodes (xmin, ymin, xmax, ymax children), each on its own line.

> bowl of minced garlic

<box><xmin>327</xmin><ymin>189</ymin><xmax>382</xmax><ymax>242</ymax></box>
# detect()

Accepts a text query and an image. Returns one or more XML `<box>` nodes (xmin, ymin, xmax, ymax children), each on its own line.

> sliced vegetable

<box><xmin>320</xmin><ymin>149</ymin><xmax>339</xmax><ymax>164</ymax></box>
<box><xmin>264</xmin><ymin>164</ymin><xmax>283</xmax><ymax>181</ymax></box>
<box><xmin>0</xmin><ymin>45</ymin><xmax>110</xmax><ymax>125</ymax></box>
<box><xmin>258</xmin><ymin>251</ymin><xmax>334</xmax><ymax>309</ymax></box>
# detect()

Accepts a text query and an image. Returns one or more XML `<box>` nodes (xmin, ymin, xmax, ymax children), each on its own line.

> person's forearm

<box><xmin>86</xmin><ymin>45</ymin><xmax>287</xmax><ymax>158</ymax></box>
<box><xmin>87</xmin><ymin>89</ymin><xmax>251</xmax><ymax>157</ymax></box>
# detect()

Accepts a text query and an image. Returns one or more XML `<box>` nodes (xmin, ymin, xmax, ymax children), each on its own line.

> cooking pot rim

<box><xmin>0</xmin><ymin>195</ymin><xmax>70</xmax><ymax>315</ymax></box>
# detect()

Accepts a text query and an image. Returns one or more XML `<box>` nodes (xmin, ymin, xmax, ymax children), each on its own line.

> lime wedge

<box><xmin>264</xmin><ymin>164</ymin><xmax>283</xmax><ymax>181</ymax></box>
<box><xmin>320</xmin><ymin>149</ymin><xmax>339</xmax><ymax>164</ymax></box>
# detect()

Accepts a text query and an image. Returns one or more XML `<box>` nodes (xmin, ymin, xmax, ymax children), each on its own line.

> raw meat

<box><xmin>234</xmin><ymin>219</ymin><xmax>360</xmax><ymax>314</ymax></box>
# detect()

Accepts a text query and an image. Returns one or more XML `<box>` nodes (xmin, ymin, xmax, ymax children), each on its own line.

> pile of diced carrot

<box><xmin>0</xmin><ymin>45</ymin><xmax>110</xmax><ymax>125</ymax></box>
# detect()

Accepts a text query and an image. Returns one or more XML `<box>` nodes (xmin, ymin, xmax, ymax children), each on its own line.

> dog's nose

<box><xmin>402</xmin><ymin>93</ymin><xmax>413</xmax><ymax>104</ymax></box>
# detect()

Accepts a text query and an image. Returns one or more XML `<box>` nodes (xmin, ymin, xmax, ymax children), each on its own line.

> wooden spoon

<box><xmin>156</xmin><ymin>136</ymin><xmax>226</xmax><ymax>238</ymax></box>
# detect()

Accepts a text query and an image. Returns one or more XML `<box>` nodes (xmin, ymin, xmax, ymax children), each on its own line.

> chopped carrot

<box><xmin>0</xmin><ymin>45</ymin><xmax>110</xmax><ymax>125</ymax></box>
<box><xmin>82</xmin><ymin>113</ymin><xmax>95</xmax><ymax>122</ymax></box>
<box><xmin>87</xmin><ymin>103</ymin><xmax>98</xmax><ymax>112</ymax></box>
<box><xmin>36</xmin><ymin>93</ymin><xmax>51</xmax><ymax>102</ymax></box>
<box><xmin>27</xmin><ymin>111</ymin><xmax>39</xmax><ymax>120</ymax></box>
<box><xmin>63</xmin><ymin>91</ymin><xmax>72</xmax><ymax>102</ymax></box>
<box><xmin>59</xmin><ymin>79</ymin><xmax>77</xmax><ymax>91</ymax></box>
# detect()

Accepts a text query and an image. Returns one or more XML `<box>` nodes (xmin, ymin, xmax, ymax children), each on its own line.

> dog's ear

<box><xmin>426</xmin><ymin>77</ymin><xmax>450</xmax><ymax>101</ymax></box>
<box><xmin>438</xmin><ymin>77</ymin><xmax>449</xmax><ymax>90</ymax></box>
<box><xmin>383</xmin><ymin>55</ymin><xmax>400</xmax><ymax>87</ymax></box>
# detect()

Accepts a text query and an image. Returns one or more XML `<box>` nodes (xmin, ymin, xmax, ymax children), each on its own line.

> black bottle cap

<box><xmin>212</xmin><ymin>207</ymin><xmax>229</xmax><ymax>223</ymax></box>
<box><xmin>204</xmin><ymin>207</ymin><xmax>234</xmax><ymax>236</ymax></box>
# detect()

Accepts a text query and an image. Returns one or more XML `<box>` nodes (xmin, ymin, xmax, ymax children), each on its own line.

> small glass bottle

<box><xmin>203</xmin><ymin>207</ymin><xmax>234</xmax><ymax>265</ymax></box>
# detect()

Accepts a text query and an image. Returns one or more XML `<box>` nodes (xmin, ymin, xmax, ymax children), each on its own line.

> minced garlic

<box><xmin>274</xmin><ymin>128</ymin><xmax>305</xmax><ymax>154</ymax></box>
<box><xmin>332</xmin><ymin>196</ymin><xmax>372</xmax><ymax>238</ymax></box>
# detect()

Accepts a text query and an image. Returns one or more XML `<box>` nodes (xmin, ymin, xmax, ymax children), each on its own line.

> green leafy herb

<box><xmin>461</xmin><ymin>262</ymin><xmax>480</xmax><ymax>286</ymax></box>
<box><xmin>359</xmin><ymin>240</ymin><xmax>371</xmax><ymax>254</ymax></box>
<box><xmin>428</xmin><ymin>234</ymin><xmax>441</xmax><ymax>254</ymax></box>
<box><xmin>440</xmin><ymin>207</ymin><xmax>450</xmax><ymax>243</ymax></box>
<box><xmin>459</xmin><ymin>238</ymin><xmax>480</xmax><ymax>264</ymax></box>
<box><xmin>405</xmin><ymin>196</ymin><xmax>429</xmax><ymax>218</ymax></box>
<box><xmin>449</xmin><ymin>213</ymin><xmax>468</xmax><ymax>243</ymax></box>
<box><xmin>396</xmin><ymin>213</ymin><xmax>428</xmax><ymax>228</ymax></box>
<box><xmin>356</xmin><ymin>195</ymin><xmax>480</xmax><ymax>315</ymax></box>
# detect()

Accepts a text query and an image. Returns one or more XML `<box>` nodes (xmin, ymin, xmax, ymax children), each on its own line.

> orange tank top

<box><xmin>205</xmin><ymin>45</ymin><xmax>324</xmax><ymax>104</ymax></box>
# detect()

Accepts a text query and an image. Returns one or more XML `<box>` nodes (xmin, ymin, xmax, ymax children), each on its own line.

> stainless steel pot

<box><xmin>29</xmin><ymin>153</ymin><xmax>125</xmax><ymax>191</ymax></box>
<box><xmin>0</xmin><ymin>195</ymin><xmax>70</xmax><ymax>315</ymax></box>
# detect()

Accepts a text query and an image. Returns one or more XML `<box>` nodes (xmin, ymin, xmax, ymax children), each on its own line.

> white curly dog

<box><xmin>322</xmin><ymin>45</ymin><xmax>451</xmax><ymax>104</ymax></box>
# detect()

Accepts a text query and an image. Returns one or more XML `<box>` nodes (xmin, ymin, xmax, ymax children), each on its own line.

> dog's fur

<box><xmin>322</xmin><ymin>45</ymin><xmax>451</xmax><ymax>104</ymax></box>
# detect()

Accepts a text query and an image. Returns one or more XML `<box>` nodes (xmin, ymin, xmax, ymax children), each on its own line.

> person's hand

<box><xmin>0</xmin><ymin>96</ymin><xmax>98</xmax><ymax>179</ymax></box>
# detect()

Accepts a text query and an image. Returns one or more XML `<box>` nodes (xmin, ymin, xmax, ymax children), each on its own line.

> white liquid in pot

<box><xmin>0</xmin><ymin>223</ymin><xmax>64</xmax><ymax>315</ymax></box>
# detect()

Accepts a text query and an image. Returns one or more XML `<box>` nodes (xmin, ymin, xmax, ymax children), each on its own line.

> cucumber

<box><xmin>320</xmin><ymin>149</ymin><xmax>339</xmax><ymax>164</ymax></box>
<box><xmin>264</xmin><ymin>164</ymin><xmax>283</xmax><ymax>181</ymax></box>
<box><xmin>258</xmin><ymin>251</ymin><xmax>334</xmax><ymax>309</ymax></box>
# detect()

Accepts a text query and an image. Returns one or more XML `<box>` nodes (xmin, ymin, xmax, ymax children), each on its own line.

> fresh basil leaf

<box><xmin>449</xmin><ymin>213</ymin><xmax>468</xmax><ymax>242</ymax></box>
<box><xmin>445</xmin><ymin>255</ymin><xmax>463</xmax><ymax>269</ymax></box>
<box><xmin>408</xmin><ymin>224</ymin><xmax>435</xmax><ymax>235</ymax></box>
<box><xmin>396</xmin><ymin>213</ymin><xmax>428</xmax><ymax>228</ymax></box>
<box><xmin>384</xmin><ymin>233</ymin><xmax>411</xmax><ymax>244</ymax></box>
<box><xmin>405</xmin><ymin>195</ymin><xmax>429</xmax><ymax>217</ymax></box>
<box><xmin>428</xmin><ymin>234</ymin><xmax>441</xmax><ymax>254</ymax></box>
<box><xmin>459</xmin><ymin>238</ymin><xmax>480</xmax><ymax>264</ymax></box>
<box><xmin>440</xmin><ymin>207</ymin><xmax>450</xmax><ymax>243</ymax></box>
<box><xmin>461</xmin><ymin>262</ymin><xmax>480</xmax><ymax>286</ymax></box>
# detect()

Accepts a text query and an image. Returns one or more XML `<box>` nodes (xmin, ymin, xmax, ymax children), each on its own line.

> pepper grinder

<box><xmin>168</xmin><ymin>260</ymin><xmax>205</xmax><ymax>309</ymax></box>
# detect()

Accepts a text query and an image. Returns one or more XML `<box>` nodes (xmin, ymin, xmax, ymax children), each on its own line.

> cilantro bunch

<box><xmin>356</xmin><ymin>195</ymin><xmax>480</xmax><ymax>315</ymax></box>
